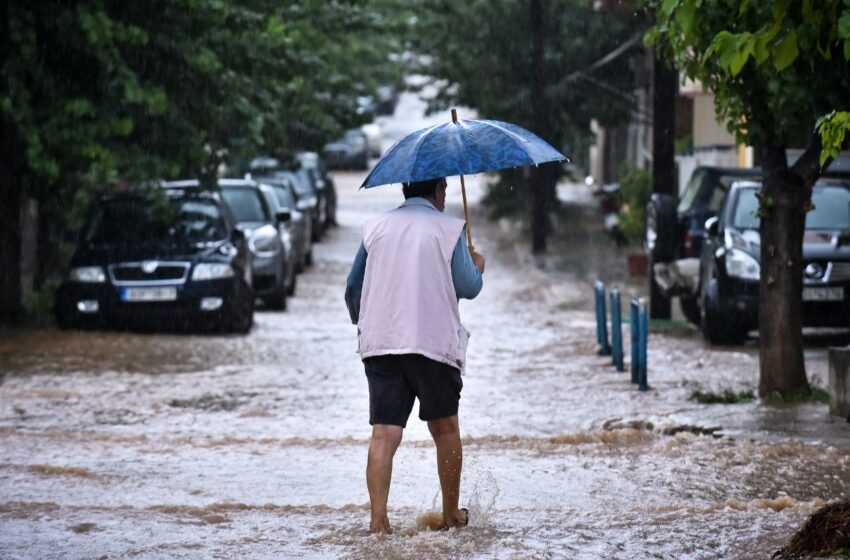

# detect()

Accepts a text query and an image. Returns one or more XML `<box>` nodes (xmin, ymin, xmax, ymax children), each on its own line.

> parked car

<box><xmin>248</xmin><ymin>155</ymin><xmax>328</xmax><ymax>241</ymax></box>
<box><xmin>375</xmin><ymin>84</ymin><xmax>399</xmax><ymax>116</ymax></box>
<box><xmin>253</xmin><ymin>173</ymin><xmax>314</xmax><ymax>266</ymax></box>
<box><xmin>360</xmin><ymin>123</ymin><xmax>383</xmax><ymax>158</ymax></box>
<box><xmin>645</xmin><ymin>166</ymin><xmax>761</xmax><ymax>322</ymax></box>
<box><xmin>699</xmin><ymin>179</ymin><xmax>850</xmax><ymax>344</ymax></box>
<box><xmin>256</xmin><ymin>182</ymin><xmax>299</xmax><ymax>297</ymax></box>
<box><xmin>323</xmin><ymin>128</ymin><xmax>369</xmax><ymax>170</ymax></box>
<box><xmin>164</xmin><ymin>179</ymin><xmax>293</xmax><ymax>310</ymax></box>
<box><xmin>54</xmin><ymin>188</ymin><xmax>254</xmax><ymax>333</ymax></box>
<box><xmin>296</xmin><ymin>150</ymin><xmax>337</xmax><ymax>228</ymax></box>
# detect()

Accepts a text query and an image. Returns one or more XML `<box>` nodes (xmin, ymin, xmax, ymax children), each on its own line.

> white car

<box><xmin>361</xmin><ymin>123</ymin><xmax>383</xmax><ymax>158</ymax></box>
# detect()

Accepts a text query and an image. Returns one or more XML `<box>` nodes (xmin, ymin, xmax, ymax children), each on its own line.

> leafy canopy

<box><xmin>647</xmin><ymin>0</ymin><xmax>850</xmax><ymax>161</ymax></box>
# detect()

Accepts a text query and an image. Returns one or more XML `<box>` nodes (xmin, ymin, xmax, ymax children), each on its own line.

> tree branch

<box><xmin>790</xmin><ymin>131</ymin><xmax>828</xmax><ymax>187</ymax></box>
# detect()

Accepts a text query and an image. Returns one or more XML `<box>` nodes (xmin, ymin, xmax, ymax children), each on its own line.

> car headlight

<box><xmin>725</xmin><ymin>248</ymin><xmax>760</xmax><ymax>280</ymax></box>
<box><xmin>250</xmin><ymin>233</ymin><xmax>279</xmax><ymax>254</ymax></box>
<box><xmin>69</xmin><ymin>266</ymin><xmax>106</xmax><ymax>283</ymax></box>
<box><xmin>192</xmin><ymin>263</ymin><xmax>235</xmax><ymax>281</ymax></box>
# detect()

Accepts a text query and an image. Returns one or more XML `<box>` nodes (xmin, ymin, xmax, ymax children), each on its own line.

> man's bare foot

<box><xmin>369</xmin><ymin>514</ymin><xmax>392</xmax><ymax>535</ymax></box>
<box><xmin>441</xmin><ymin>508</ymin><xmax>469</xmax><ymax>529</ymax></box>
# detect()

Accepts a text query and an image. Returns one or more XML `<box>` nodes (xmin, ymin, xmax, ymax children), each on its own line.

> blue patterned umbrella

<box><xmin>361</xmin><ymin>109</ymin><xmax>567</xmax><ymax>250</ymax></box>
<box><xmin>361</xmin><ymin>111</ymin><xmax>567</xmax><ymax>188</ymax></box>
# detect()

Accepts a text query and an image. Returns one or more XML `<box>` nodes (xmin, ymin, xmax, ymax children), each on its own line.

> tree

<box><xmin>0</xmin><ymin>0</ymin><xmax>405</xmax><ymax>321</ymax></box>
<box><xmin>410</xmin><ymin>0</ymin><xmax>644</xmax><ymax>252</ymax></box>
<box><xmin>648</xmin><ymin>0</ymin><xmax>850</xmax><ymax>398</ymax></box>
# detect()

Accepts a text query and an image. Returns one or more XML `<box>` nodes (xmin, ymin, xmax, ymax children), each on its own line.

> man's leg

<box><xmin>367</xmin><ymin>423</ymin><xmax>403</xmax><ymax>534</ymax></box>
<box><xmin>427</xmin><ymin>415</ymin><xmax>467</xmax><ymax>528</ymax></box>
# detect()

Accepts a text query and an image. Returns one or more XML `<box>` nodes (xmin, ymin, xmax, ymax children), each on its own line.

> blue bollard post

<box><xmin>638</xmin><ymin>298</ymin><xmax>649</xmax><ymax>391</ymax></box>
<box><xmin>630</xmin><ymin>299</ymin><xmax>639</xmax><ymax>384</ymax></box>
<box><xmin>610</xmin><ymin>289</ymin><xmax>624</xmax><ymax>372</ymax></box>
<box><xmin>595</xmin><ymin>281</ymin><xmax>611</xmax><ymax>356</ymax></box>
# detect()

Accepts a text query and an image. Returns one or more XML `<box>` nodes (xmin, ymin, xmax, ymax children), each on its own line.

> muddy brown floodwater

<box><xmin>2</xmin><ymin>94</ymin><xmax>850</xmax><ymax>558</ymax></box>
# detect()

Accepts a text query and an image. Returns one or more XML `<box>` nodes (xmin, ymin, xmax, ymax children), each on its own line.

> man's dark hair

<box><xmin>402</xmin><ymin>177</ymin><xmax>443</xmax><ymax>200</ymax></box>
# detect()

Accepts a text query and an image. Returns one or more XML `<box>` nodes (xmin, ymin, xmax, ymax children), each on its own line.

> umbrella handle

<box><xmin>460</xmin><ymin>174</ymin><xmax>474</xmax><ymax>252</ymax></box>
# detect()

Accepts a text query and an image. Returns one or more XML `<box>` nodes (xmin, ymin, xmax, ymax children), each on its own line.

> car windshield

<box><xmin>677</xmin><ymin>170</ymin><xmax>757</xmax><ymax>214</ymax></box>
<box><xmin>271</xmin><ymin>184</ymin><xmax>294</xmax><ymax>209</ymax></box>
<box><xmin>290</xmin><ymin>170</ymin><xmax>315</xmax><ymax>196</ymax></box>
<box><xmin>220</xmin><ymin>187</ymin><xmax>268</xmax><ymax>223</ymax></box>
<box><xmin>733</xmin><ymin>185</ymin><xmax>850</xmax><ymax>230</ymax></box>
<box><xmin>84</xmin><ymin>197</ymin><xmax>227</xmax><ymax>245</ymax></box>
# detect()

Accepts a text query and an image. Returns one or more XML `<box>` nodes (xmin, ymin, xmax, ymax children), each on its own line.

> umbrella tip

<box><xmin>451</xmin><ymin>108</ymin><xmax>458</xmax><ymax>123</ymax></box>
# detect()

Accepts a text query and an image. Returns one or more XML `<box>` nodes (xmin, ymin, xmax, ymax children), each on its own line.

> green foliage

<box><xmin>690</xmin><ymin>389</ymin><xmax>756</xmax><ymax>404</ymax></box>
<box><xmin>817</xmin><ymin>111</ymin><xmax>850</xmax><ymax>166</ymax></box>
<box><xmin>768</xmin><ymin>387</ymin><xmax>830</xmax><ymax>404</ymax></box>
<box><xmin>23</xmin><ymin>279</ymin><xmax>60</xmax><ymax>324</ymax></box>
<box><xmin>1</xmin><ymin>0</ymin><xmax>406</xmax><ymax>191</ymax></box>
<box><xmin>411</xmin><ymin>0</ymin><xmax>643</xmax><ymax>139</ymax></box>
<box><xmin>617</xmin><ymin>164</ymin><xmax>652</xmax><ymax>244</ymax></box>
<box><xmin>648</xmin><ymin>0</ymin><xmax>850</xmax><ymax>150</ymax></box>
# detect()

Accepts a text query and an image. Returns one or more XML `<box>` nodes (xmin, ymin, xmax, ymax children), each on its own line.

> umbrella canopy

<box><xmin>361</xmin><ymin>116</ymin><xmax>567</xmax><ymax>188</ymax></box>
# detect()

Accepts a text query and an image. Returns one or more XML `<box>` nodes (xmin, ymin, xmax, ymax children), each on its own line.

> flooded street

<box><xmin>2</xmin><ymin>91</ymin><xmax>850</xmax><ymax>559</ymax></box>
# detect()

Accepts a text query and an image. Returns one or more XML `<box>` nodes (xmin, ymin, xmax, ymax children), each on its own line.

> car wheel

<box><xmin>265</xmin><ymin>284</ymin><xmax>287</xmax><ymax>311</ymax></box>
<box><xmin>700</xmin><ymin>278</ymin><xmax>747</xmax><ymax>344</ymax></box>
<box><xmin>645</xmin><ymin>194</ymin><xmax>677</xmax><ymax>263</ymax></box>
<box><xmin>223</xmin><ymin>282</ymin><xmax>254</xmax><ymax>334</ymax></box>
<box><xmin>648</xmin><ymin>257</ymin><xmax>672</xmax><ymax>319</ymax></box>
<box><xmin>305</xmin><ymin>249</ymin><xmax>313</xmax><ymax>267</ymax></box>
<box><xmin>679</xmin><ymin>295</ymin><xmax>701</xmax><ymax>325</ymax></box>
<box><xmin>286</xmin><ymin>265</ymin><xmax>297</xmax><ymax>297</ymax></box>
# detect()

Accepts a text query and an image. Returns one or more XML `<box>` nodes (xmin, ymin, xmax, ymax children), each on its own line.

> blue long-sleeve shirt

<box><xmin>345</xmin><ymin>225</ymin><xmax>482</xmax><ymax>324</ymax></box>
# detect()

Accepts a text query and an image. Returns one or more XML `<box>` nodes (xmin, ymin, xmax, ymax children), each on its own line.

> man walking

<box><xmin>345</xmin><ymin>177</ymin><xmax>485</xmax><ymax>535</ymax></box>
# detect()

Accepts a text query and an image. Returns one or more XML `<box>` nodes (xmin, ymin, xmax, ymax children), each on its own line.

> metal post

<box><xmin>638</xmin><ymin>298</ymin><xmax>649</xmax><ymax>391</ymax></box>
<box><xmin>595</xmin><ymin>281</ymin><xmax>611</xmax><ymax>356</ymax></box>
<box><xmin>610</xmin><ymin>289</ymin><xmax>624</xmax><ymax>372</ymax></box>
<box><xmin>630</xmin><ymin>299</ymin><xmax>639</xmax><ymax>384</ymax></box>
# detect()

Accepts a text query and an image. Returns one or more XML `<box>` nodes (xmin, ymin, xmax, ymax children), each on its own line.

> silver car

<box><xmin>257</xmin><ymin>176</ymin><xmax>312</xmax><ymax>270</ymax></box>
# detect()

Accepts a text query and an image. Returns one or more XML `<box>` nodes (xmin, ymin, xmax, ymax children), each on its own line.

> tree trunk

<box><xmin>652</xmin><ymin>55</ymin><xmax>677</xmax><ymax>197</ymax></box>
<box><xmin>530</xmin><ymin>0</ymin><xmax>554</xmax><ymax>253</ymax></box>
<box><xmin>758</xmin><ymin>144</ymin><xmax>810</xmax><ymax>398</ymax></box>
<box><xmin>0</xmin><ymin>120</ymin><xmax>24</xmax><ymax>323</ymax></box>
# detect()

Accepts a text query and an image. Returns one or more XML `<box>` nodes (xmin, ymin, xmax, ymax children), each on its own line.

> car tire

<box><xmin>265</xmin><ymin>285</ymin><xmax>287</xmax><ymax>311</ymax></box>
<box><xmin>223</xmin><ymin>281</ymin><xmax>254</xmax><ymax>334</ymax></box>
<box><xmin>679</xmin><ymin>295</ymin><xmax>701</xmax><ymax>326</ymax></box>
<box><xmin>305</xmin><ymin>249</ymin><xmax>313</xmax><ymax>267</ymax></box>
<box><xmin>700</xmin><ymin>278</ymin><xmax>747</xmax><ymax>344</ymax></box>
<box><xmin>645</xmin><ymin>194</ymin><xmax>677</xmax><ymax>263</ymax></box>
<box><xmin>648</xmin><ymin>257</ymin><xmax>672</xmax><ymax>319</ymax></box>
<box><xmin>286</xmin><ymin>265</ymin><xmax>297</xmax><ymax>297</ymax></box>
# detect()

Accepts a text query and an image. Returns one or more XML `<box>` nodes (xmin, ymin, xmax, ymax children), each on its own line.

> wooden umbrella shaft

<box><xmin>459</xmin><ymin>174</ymin><xmax>474</xmax><ymax>252</ymax></box>
<box><xmin>452</xmin><ymin>108</ymin><xmax>474</xmax><ymax>252</ymax></box>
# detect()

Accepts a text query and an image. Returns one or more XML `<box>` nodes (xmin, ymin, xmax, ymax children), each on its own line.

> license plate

<box><xmin>120</xmin><ymin>287</ymin><xmax>178</xmax><ymax>302</ymax></box>
<box><xmin>802</xmin><ymin>287</ymin><xmax>844</xmax><ymax>301</ymax></box>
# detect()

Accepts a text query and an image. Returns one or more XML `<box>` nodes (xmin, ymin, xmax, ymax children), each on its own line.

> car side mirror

<box><xmin>705</xmin><ymin>216</ymin><xmax>720</xmax><ymax>238</ymax></box>
<box><xmin>275</xmin><ymin>210</ymin><xmax>291</xmax><ymax>224</ymax></box>
<box><xmin>230</xmin><ymin>227</ymin><xmax>245</xmax><ymax>243</ymax></box>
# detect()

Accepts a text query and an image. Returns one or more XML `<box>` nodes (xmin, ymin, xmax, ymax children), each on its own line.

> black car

<box><xmin>55</xmin><ymin>189</ymin><xmax>254</xmax><ymax>333</ymax></box>
<box><xmin>645</xmin><ymin>166</ymin><xmax>762</xmax><ymax>322</ymax></box>
<box><xmin>249</xmin><ymin>156</ymin><xmax>327</xmax><ymax>241</ymax></box>
<box><xmin>699</xmin><ymin>179</ymin><xmax>850</xmax><ymax>344</ymax></box>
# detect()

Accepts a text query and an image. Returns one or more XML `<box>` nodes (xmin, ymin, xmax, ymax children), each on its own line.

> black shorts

<box><xmin>363</xmin><ymin>354</ymin><xmax>463</xmax><ymax>428</ymax></box>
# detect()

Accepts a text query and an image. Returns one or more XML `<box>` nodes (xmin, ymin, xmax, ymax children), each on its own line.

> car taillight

<box><xmin>682</xmin><ymin>231</ymin><xmax>692</xmax><ymax>257</ymax></box>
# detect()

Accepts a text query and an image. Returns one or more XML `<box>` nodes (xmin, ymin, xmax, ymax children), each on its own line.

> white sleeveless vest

<box><xmin>358</xmin><ymin>199</ymin><xmax>466</xmax><ymax>369</ymax></box>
